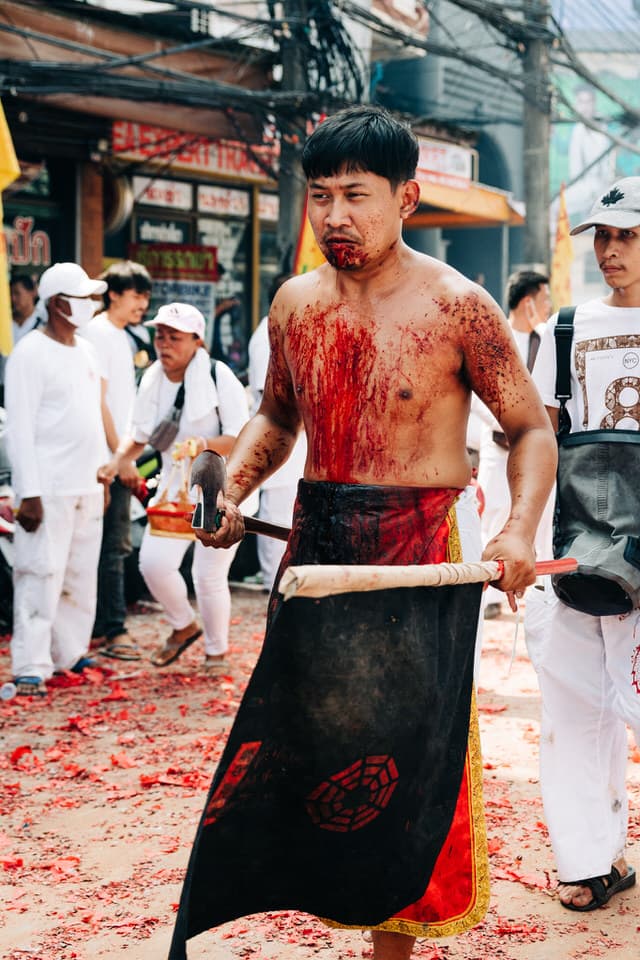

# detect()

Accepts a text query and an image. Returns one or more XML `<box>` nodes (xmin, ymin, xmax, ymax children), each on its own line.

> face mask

<box><xmin>60</xmin><ymin>295</ymin><xmax>96</xmax><ymax>328</ymax></box>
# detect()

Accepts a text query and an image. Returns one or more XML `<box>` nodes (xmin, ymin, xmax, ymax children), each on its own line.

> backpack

<box><xmin>551</xmin><ymin>306</ymin><xmax>640</xmax><ymax>616</ymax></box>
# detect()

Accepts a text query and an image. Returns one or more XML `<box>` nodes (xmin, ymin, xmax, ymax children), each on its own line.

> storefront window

<box><xmin>197</xmin><ymin>216</ymin><xmax>250</xmax><ymax>375</ymax></box>
<box><xmin>258</xmin><ymin>191</ymin><xmax>280</xmax><ymax>320</ymax></box>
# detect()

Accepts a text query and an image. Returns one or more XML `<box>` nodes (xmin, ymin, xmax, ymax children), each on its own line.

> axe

<box><xmin>190</xmin><ymin>450</ymin><xmax>291</xmax><ymax>542</ymax></box>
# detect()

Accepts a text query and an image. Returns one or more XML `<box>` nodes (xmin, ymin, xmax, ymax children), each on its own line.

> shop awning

<box><xmin>410</xmin><ymin>180</ymin><xmax>525</xmax><ymax>229</ymax></box>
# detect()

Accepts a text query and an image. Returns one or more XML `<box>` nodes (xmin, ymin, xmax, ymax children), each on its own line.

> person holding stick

<box><xmin>169</xmin><ymin>105</ymin><xmax>556</xmax><ymax>960</ymax></box>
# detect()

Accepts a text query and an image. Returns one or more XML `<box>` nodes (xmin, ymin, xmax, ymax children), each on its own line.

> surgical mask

<box><xmin>59</xmin><ymin>295</ymin><xmax>96</xmax><ymax>328</ymax></box>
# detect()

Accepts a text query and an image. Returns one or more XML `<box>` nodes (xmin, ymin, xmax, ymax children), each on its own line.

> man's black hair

<box><xmin>99</xmin><ymin>259</ymin><xmax>152</xmax><ymax>309</ymax></box>
<box><xmin>506</xmin><ymin>269</ymin><xmax>549</xmax><ymax>312</ymax></box>
<box><xmin>10</xmin><ymin>274</ymin><xmax>37</xmax><ymax>293</ymax></box>
<box><xmin>301</xmin><ymin>105</ymin><xmax>419</xmax><ymax>189</ymax></box>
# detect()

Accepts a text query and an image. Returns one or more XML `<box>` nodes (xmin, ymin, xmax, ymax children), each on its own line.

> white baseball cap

<box><xmin>144</xmin><ymin>302</ymin><xmax>205</xmax><ymax>339</ymax></box>
<box><xmin>570</xmin><ymin>177</ymin><xmax>640</xmax><ymax>235</ymax></box>
<box><xmin>38</xmin><ymin>262</ymin><xmax>107</xmax><ymax>304</ymax></box>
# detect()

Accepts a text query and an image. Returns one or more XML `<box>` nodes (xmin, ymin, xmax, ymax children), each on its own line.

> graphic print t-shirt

<box><xmin>533</xmin><ymin>299</ymin><xmax>640</xmax><ymax>433</ymax></box>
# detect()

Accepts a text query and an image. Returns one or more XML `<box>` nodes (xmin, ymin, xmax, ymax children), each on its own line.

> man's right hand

<box><xmin>194</xmin><ymin>494</ymin><xmax>246</xmax><ymax>549</ymax></box>
<box><xmin>17</xmin><ymin>496</ymin><xmax>44</xmax><ymax>533</ymax></box>
<box><xmin>118</xmin><ymin>458</ymin><xmax>141</xmax><ymax>490</ymax></box>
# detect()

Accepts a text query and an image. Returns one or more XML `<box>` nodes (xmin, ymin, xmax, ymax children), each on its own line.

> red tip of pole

<box><xmin>534</xmin><ymin>557</ymin><xmax>578</xmax><ymax>575</ymax></box>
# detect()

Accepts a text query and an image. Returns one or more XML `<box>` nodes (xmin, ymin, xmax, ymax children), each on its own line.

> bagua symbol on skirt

<box><xmin>169</xmin><ymin>482</ymin><xmax>489</xmax><ymax>959</ymax></box>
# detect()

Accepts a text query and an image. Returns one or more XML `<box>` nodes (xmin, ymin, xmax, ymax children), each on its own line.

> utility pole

<box><xmin>277</xmin><ymin>0</ymin><xmax>309</xmax><ymax>271</ymax></box>
<box><xmin>522</xmin><ymin>0</ymin><xmax>551</xmax><ymax>269</ymax></box>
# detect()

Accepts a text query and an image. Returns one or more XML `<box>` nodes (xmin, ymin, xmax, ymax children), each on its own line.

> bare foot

<box><xmin>558</xmin><ymin>857</ymin><xmax>629</xmax><ymax>909</ymax></box>
<box><xmin>371</xmin><ymin>930</ymin><xmax>416</xmax><ymax>960</ymax></box>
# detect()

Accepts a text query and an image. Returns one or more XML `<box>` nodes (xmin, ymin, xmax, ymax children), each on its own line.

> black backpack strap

<box><xmin>554</xmin><ymin>306</ymin><xmax>576</xmax><ymax>436</ymax></box>
<box><xmin>173</xmin><ymin>382</ymin><xmax>185</xmax><ymax>411</ymax></box>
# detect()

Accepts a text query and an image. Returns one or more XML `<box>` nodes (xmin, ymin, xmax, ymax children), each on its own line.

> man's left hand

<box><xmin>482</xmin><ymin>529</ymin><xmax>536</xmax><ymax>608</ymax></box>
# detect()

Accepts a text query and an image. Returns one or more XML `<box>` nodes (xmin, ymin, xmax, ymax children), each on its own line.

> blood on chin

<box><xmin>325</xmin><ymin>243</ymin><xmax>367</xmax><ymax>269</ymax></box>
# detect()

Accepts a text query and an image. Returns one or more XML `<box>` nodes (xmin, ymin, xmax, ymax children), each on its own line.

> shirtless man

<box><xmin>180</xmin><ymin>106</ymin><xmax>557</xmax><ymax>960</ymax></box>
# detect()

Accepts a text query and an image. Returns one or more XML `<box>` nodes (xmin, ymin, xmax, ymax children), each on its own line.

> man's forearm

<box><xmin>504</xmin><ymin>426</ymin><xmax>557</xmax><ymax>542</ymax></box>
<box><xmin>225</xmin><ymin>414</ymin><xmax>299</xmax><ymax>506</ymax></box>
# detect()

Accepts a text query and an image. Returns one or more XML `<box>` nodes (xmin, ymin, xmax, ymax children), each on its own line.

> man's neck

<box><xmin>606</xmin><ymin>287</ymin><xmax>640</xmax><ymax>309</ymax></box>
<box><xmin>43</xmin><ymin>322</ymin><xmax>76</xmax><ymax>346</ymax></box>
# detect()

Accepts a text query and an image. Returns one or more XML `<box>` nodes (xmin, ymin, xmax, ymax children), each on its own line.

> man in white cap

<box><xmin>531</xmin><ymin>177</ymin><xmax>640</xmax><ymax>911</ymax></box>
<box><xmin>4</xmin><ymin>262</ymin><xmax>109</xmax><ymax>696</ymax></box>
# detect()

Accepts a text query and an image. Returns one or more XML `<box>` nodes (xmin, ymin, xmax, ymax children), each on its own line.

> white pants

<box><xmin>12</xmin><ymin>492</ymin><xmax>103</xmax><ymax>680</ymax></box>
<box><xmin>139</xmin><ymin>528</ymin><xmax>239</xmax><ymax>656</ymax></box>
<box><xmin>534</xmin><ymin>599</ymin><xmax>640</xmax><ymax>880</ymax></box>
<box><xmin>455</xmin><ymin>485</ymin><xmax>484</xmax><ymax>682</ymax></box>
<box><xmin>257</xmin><ymin>484</ymin><xmax>297</xmax><ymax>592</ymax></box>
<box><xmin>478</xmin><ymin>434</ymin><xmax>554</xmax><ymax>608</ymax></box>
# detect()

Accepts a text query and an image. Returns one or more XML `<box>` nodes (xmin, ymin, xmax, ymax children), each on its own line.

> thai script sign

<box><xmin>198</xmin><ymin>185</ymin><xmax>250</xmax><ymax>217</ymax></box>
<box><xmin>5</xmin><ymin>215</ymin><xmax>51</xmax><ymax>267</ymax></box>
<box><xmin>133</xmin><ymin>176</ymin><xmax>193</xmax><ymax>211</ymax></box>
<box><xmin>136</xmin><ymin>218</ymin><xmax>189</xmax><ymax>244</ymax></box>
<box><xmin>129</xmin><ymin>243</ymin><xmax>218</xmax><ymax>281</ymax></box>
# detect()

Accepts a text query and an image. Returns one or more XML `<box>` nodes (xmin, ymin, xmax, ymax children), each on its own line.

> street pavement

<box><xmin>1</xmin><ymin>586</ymin><xmax>638</xmax><ymax>960</ymax></box>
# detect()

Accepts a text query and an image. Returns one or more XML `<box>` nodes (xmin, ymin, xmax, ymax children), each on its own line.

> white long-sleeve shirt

<box><xmin>5</xmin><ymin>329</ymin><xmax>105</xmax><ymax>499</ymax></box>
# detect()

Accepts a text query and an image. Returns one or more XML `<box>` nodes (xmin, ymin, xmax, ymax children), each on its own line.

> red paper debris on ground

<box><xmin>0</xmin><ymin>590</ymin><xmax>638</xmax><ymax>960</ymax></box>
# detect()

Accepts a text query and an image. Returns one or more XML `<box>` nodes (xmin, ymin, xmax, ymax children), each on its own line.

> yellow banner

<box><xmin>293</xmin><ymin>195</ymin><xmax>325</xmax><ymax>275</ymax></box>
<box><xmin>0</xmin><ymin>100</ymin><xmax>20</xmax><ymax>354</ymax></box>
<box><xmin>550</xmin><ymin>183</ymin><xmax>573</xmax><ymax>313</ymax></box>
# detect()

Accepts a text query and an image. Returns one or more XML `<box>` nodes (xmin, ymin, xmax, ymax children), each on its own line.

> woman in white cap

<box><xmin>110</xmin><ymin>302</ymin><xmax>255</xmax><ymax>671</ymax></box>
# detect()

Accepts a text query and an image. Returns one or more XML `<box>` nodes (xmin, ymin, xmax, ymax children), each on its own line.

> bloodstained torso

<box><xmin>284</xmin><ymin>299</ymin><xmax>464</xmax><ymax>485</ymax></box>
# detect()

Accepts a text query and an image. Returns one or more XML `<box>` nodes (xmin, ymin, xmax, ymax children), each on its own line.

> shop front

<box><xmin>105</xmin><ymin>121</ymin><xmax>280</xmax><ymax>378</ymax></box>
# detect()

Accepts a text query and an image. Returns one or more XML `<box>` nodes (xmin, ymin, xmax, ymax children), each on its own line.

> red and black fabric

<box><xmin>169</xmin><ymin>481</ymin><xmax>483</xmax><ymax>959</ymax></box>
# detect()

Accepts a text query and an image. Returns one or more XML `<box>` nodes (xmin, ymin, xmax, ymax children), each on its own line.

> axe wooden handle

<box><xmin>244</xmin><ymin>516</ymin><xmax>291</xmax><ymax>542</ymax></box>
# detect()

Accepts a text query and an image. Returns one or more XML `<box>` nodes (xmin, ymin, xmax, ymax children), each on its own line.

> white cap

<box><xmin>38</xmin><ymin>262</ymin><xmax>107</xmax><ymax>304</ymax></box>
<box><xmin>570</xmin><ymin>177</ymin><xmax>640</xmax><ymax>235</ymax></box>
<box><xmin>144</xmin><ymin>302</ymin><xmax>205</xmax><ymax>339</ymax></box>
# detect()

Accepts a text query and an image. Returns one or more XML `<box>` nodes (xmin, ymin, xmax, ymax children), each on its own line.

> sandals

<box><xmin>151</xmin><ymin>625</ymin><xmax>202</xmax><ymax>667</ymax></box>
<box><xmin>203</xmin><ymin>654</ymin><xmax>226</xmax><ymax>674</ymax></box>
<box><xmin>99</xmin><ymin>634</ymin><xmax>142</xmax><ymax>662</ymax></box>
<box><xmin>560</xmin><ymin>864</ymin><xmax>636</xmax><ymax>911</ymax></box>
<box><xmin>70</xmin><ymin>657</ymin><xmax>97</xmax><ymax>673</ymax></box>
<box><xmin>14</xmin><ymin>676</ymin><xmax>48</xmax><ymax>697</ymax></box>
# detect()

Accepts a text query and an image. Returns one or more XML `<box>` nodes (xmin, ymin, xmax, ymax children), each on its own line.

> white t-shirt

<box><xmin>12</xmin><ymin>308</ymin><xmax>42</xmax><ymax>344</ymax></box>
<box><xmin>533</xmin><ymin>299</ymin><xmax>640</xmax><ymax>433</ymax></box>
<box><xmin>5</xmin><ymin>329</ymin><xmax>105</xmax><ymax>499</ymax></box>
<box><xmin>247</xmin><ymin>315</ymin><xmax>307</xmax><ymax>490</ymax></box>
<box><xmin>82</xmin><ymin>312</ymin><xmax>136</xmax><ymax>440</ymax></box>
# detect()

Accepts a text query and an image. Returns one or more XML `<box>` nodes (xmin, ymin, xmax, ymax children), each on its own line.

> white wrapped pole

<box><xmin>278</xmin><ymin>558</ymin><xmax>577</xmax><ymax>601</ymax></box>
<box><xmin>278</xmin><ymin>560</ymin><xmax>501</xmax><ymax>601</ymax></box>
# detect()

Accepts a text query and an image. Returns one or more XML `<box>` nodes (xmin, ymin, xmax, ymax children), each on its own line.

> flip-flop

<box><xmin>151</xmin><ymin>628</ymin><xmax>203</xmax><ymax>668</ymax></box>
<box><xmin>71</xmin><ymin>657</ymin><xmax>98</xmax><ymax>673</ymax></box>
<box><xmin>14</xmin><ymin>676</ymin><xmax>48</xmax><ymax>697</ymax></box>
<box><xmin>100</xmin><ymin>636</ymin><xmax>142</xmax><ymax>662</ymax></box>
<box><xmin>560</xmin><ymin>864</ymin><xmax>636</xmax><ymax>911</ymax></box>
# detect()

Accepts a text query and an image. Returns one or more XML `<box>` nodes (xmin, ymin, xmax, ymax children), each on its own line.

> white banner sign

<box><xmin>416</xmin><ymin>138</ymin><xmax>473</xmax><ymax>190</ymax></box>
<box><xmin>133</xmin><ymin>176</ymin><xmax>193</xmax><ymax>210</ymax></box>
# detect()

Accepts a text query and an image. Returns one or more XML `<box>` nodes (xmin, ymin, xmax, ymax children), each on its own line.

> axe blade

<box><xmin>190</xmin><ymin>450</ymin><xmax>227</xmax><ymax>532</ymax></box>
